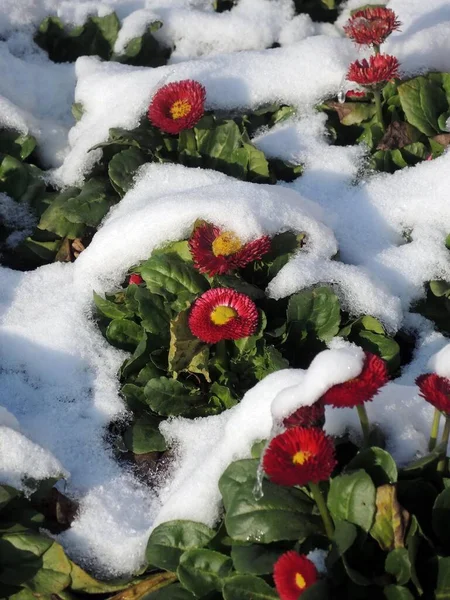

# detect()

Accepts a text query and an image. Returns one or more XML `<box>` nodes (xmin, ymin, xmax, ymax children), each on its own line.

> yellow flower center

<box><xmin>212</xmin><ymin>232</ymin><xmax>243</xmax><ymax>257</ymax></box>
<box><xmin>210</xmin><ymin>305</ymin><xmax>237</xmax><ymax>326</ymax></box>
<box><xmin>295</xmin><ymin>573</ymin><xmax>306</xmax><ymax>589</ymax></box>
<box><xmin>170</xmin><ymin>99</ymin><xmax>192</xmax><ymax>120</ymax></box>
<box><xmin>292</xmin><ymin>450</ymin><xmax>312</xmax><ymax>465</ymax></box>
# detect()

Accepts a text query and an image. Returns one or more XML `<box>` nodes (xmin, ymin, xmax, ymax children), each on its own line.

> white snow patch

<box><xmin>0</xmin><ymin>426</ymin><xmax>67</xmax><ymax>492</ymax></box>
<box><xmin>270</xmin><ymin>346</ymin><xmax>365</xmax><ymax>421</ymax></box>
<box><xmin>429</xmin><ymin>344</ymin><xmax>450</xmax><ymax>379</ymax></box>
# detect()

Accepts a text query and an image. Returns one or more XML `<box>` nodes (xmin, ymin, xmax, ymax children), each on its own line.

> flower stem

<box><xmin>429</xmin><ymin>409</ymin><xmax>441</xmax><ymax>451</ymax></box>
<box><xmin>373</xmin><ymin>89</ymin><xmax>385</xmax><ymax>131</ymax></box>
<box><xmin>356</xmin><ymin>403</ymin><xmax>371</xmax><ymax>447</ymax></box>
<box><xmin>215</xmin><ymin>339</ymin><xmax>229</xmax><ymax>370</ymax></box>
<box><xmin>437</xmin><ymin>415</ymin><xmax>450</xmax><ymax>473</ymax></box>
<box><xmin>309</xmin><ymin>481</ymin><xmax>334</xmax><ymax>539</ymax></box>
<box><xmin>373</xmin><ymin>43</ymin><xmax>380</xmax><ymax>55</ymax></box>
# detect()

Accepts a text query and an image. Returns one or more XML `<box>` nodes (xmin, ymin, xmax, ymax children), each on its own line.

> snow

<box><xmin>0</xmin><ymin>193</ymin><xmax>36</xmax><ymax>248</ymax></box>
<box><xmin>1</xmin><ymin>0</ymin><xmax>450</xmax><ymax>580</ymax></box>
<box><xmin>429</xmin><ymin>344</ymin><xmax>450</xmax><ymax>380</ymax></box>
<box><xmin>0</xmin><ymin>426</ymin><xmax>67</xmax><ymax>493</ymax></box>
<box><xmin>270</xmin><ymin>346</ymin><xmax>365</xmax><ymax>421</ymax></box>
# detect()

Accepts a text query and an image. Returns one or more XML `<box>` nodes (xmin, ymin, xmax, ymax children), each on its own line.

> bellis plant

<box><xmin>319</xmin><ymin>7</ymin><xmax>450</xmax><ymax>174</ymax></box>
<box><xmin>188</xmin><ymin>288</ymin><xmax>259</xmax><ymax>344</ymax></box>
<box><xmin>273</xmin><ymin>551</ymin><xmax>318</xmax><ymax>600</ymax></box>
<box><xmin>148</xmin><ymin>79</ymin><xmax>206</xmax><ymax>134</ymax></box>
<box><xmin>344</xmin><ymin>7</ymin><xmax>401</xmax><ymax>49</ymax></box>
<box><xmin>320</xmin><ymin>352</ymin><xmax>389</xmax><ymax>444</ymax></box>
<box><xmin>94</xmin><ymin>221</ymin><xmax>400</xmax><ymax>469</ymax></box>
<box><xmin>189</xmin><ymin>222</ymin><xmax>271</xmax><ymax>276</ymax></box>
<box><xmin>416</xmin><ymin>372</ymin><xmax>450</xmax><ymax>468</ymax></box>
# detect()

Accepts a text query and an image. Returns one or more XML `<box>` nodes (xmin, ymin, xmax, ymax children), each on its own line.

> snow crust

<box><xmin>2</xmin><ymin>0</ymin><xmax>450</xmax><ymax>579</ymax></box>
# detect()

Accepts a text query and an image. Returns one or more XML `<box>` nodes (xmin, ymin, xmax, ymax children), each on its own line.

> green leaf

<box><xmin>433</xmin><ymin>487</ymin><xmax>450</xmax><ymax>546</ymax></box>
<box><xmin>209</xmin><ymin>382</ymin><xmax>238</xmax><ymax>410</ymax></box>
<box><xmin>219</xmin><ymin>459</ymin><xmax>320</xmax><ymax>543</ymax></box>
<box><xmin>347</xmin><ymin>447</ymin><xmax>398</xmax><ymax>486</ymax></box>
<box><xmin>0</xmin><ymin>485</ymin><xmax>20</xmax><ymax>511</ymax></box>
<box><xmin>195</xmin><ymin>119</ymin><xmax>242</xmax><ymax>160</ymax></box>
<box><xmin>177</xmin><ymin>548</ymin><xmax>233</xmax><ymax>596</ymax></box>
<box><xmin>430</xmin><ymin>280</ymin><xmax>450</xmax><ymax>298</ymax></box>
<box><xmin>354</xmin><ymin>330</ymin><xmax>400</xmax><ymax>370</ymax></box>
<box><xmin>0</xmin><ymin>534</ymin><xmax>71</xmax><ymax>592</ymax></box>
<box><xmin>134</xmin><ymin>286</ymin><xmax>170</xmax><ymax>340</ymax></box>
<box><xmin>287</xmin><ymin>286</ymin><xmax>341</xmax><ymax>342</ymax></box>
<box><xmin>120</xmin><ymin>334</ymin><xmax>161</xmax><ymax>381</ymax></box>
<box><xmin>141</xmin><ymin>253</ymin><xmax>208</xmax><ymax>298</ymax></box>
<box><xmin>222</xmin><ymin>574</ymin><xmax>277</xmax><ymax>600</ymax></box>
<box><xmin>231</xmin><ymin>544</ymin><xmax>284</xmax><ymax>575</ymax></box>
<box><xmin>330</xmin><ymin>101</ymin><xmax>376</xmax><ymax>126</ymax></box>
<box><xmin>145</xmin><ymin>521</ymin><xmax>216</xmax><ymax>571</ymax></box>
<box><xmin>243</xmin><ymin>142</ymin><xmax>270</xmax><ymax>181</ymax></box>
<box><xmin>327</xmin><ymin>470</ymin><xmax>376</xmax><ymax>532</ymax></box>
<box><xmin>400</xmin><ymin>442</ymin><xmax>445</xmax><ymax>477</ymax></box>
<box><xmin>35</xmin><ymin>13</ymin><xmax>120</xmax><ymax>62</ymax></box>
<box><xmin>214</xmin><ymin>275</ymin><xmax>265</xmax><ymax>300</ymax></box>
<box><xmin>123</xmin><ymin>414</ymin><xmax>166</xmax><ymax>454</ymax></box>
<box><xmin>106</xmin><ymin>319</ymin><xmax>144</xmax><ymax>351</ymax></box>
<box><xmin>69</xmin><ymin>561</ymin><xmax>136</xmax><ymax>593</ymax></box>
<box><xmin>37</xmin><ymin>187</ymin><xmax>85</xmax><ymax>238</ymax></box>
<box><xmin>384</xmin><ymin>585</ymin><xmax>414</xmax><ymax>600</ymax></box>
<box><xmin>71</xmin><ymin>103</ymin><xmax>84</xmax><ymax>121</ymax></box>
<box><xmin>332</xmin><ymin>519</ymin><xmax>358</xmax><ymax>556</ymax></box>
<box><xmin>0</xmin><ymin>154</ymin><xmax>29</xmax><ymax>199</ymax></box>
<box><xmin>398</xmin><ymin>76</ymin><xmax>447</xmax><ymax>136</ymax></box>
<box><xmin>0</xmin><ymin>130</ymin><xmax>36</xmax><ymax>160</ymax></box>
<box><xmin>168</xmin><ymin>309</ymin><xmax>207</xmax><ymax>375</ymax></box>
<box><xmin>144</xmin><ymin>377</ymin><xmax>203</xmax><ymax>417</ymax></box>
<box><xmin>145</xmin><ymin>583</ymin><xmax>195</xmax><ymax>599</ymax></box>
<box><xmin>114</xmin><ymin>21</ymin><xmax>168</xmax><ymax>68</ymax></box>
<box><xmin>370</xmin><ymin>485</ymin><xmax>409</xmax><ymax>552</ymax></box>
<box><xmin>93</xmin><ymin>291</ymin><xmax>133</xmax><ymax>319</ymax></box>
<box><xmin>385</xmin><ymin>548</ymin><xmax>411</xmax><ymax>586</ymax></box>
<box><xmin>26</xmin><ymin>542</ymin><xmax>72</xmax><ymax>594</ymax></box>
<box><xmin>436</xmin><ymin>556</ymin><xmax>450</xmax><ymax>599</ymax></box>
<box><xmin>252</xmin><ymin>344</ymin><xmax>289</xmax><ymax>380</ymax></box>
<box><xmin>62</xmin><ymin>178</ymin><xmax>114</xmax><ymax>227</ymax></box>
<box><xmin>108</xmin><ymin>147</ymin><xmax>147</xmax><ymax>196</ymax></box>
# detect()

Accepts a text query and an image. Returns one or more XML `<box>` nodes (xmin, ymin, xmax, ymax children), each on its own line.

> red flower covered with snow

<box><xmin>273</xmin><ymin>551</ymin><xmax>318</xmax><ymax>600</ymax></box>
<box><xmin>129</xmin><ymin>273</ymin><xmax>143</xmax><ymax>285</ymax></box>
<box><xmin>189</xmin><ymin>223</ymin><xmax>271</xmax><ymax>276</ymax></box>
<box><xmin>344</xmin><ymin>7</ymin><xmax>401</xmax><ymax>47</ymax></box>
<box><xmin>188</xmin><ymin>288</ymin><xmax>258</xmax><ymax>344</ymax></box>
<box><xmin>416</xmin><ymin>373</ymin><xmax>450</xmax><ymax>414</ymax></box>
<box><xmin>148</xmin><ymin>80</ymin><xmax>206</xmax><ymax>134</ymax></box>
<box><xmin>346</xmin><ymin>89</ymin><xmax>367</xmax><ymax>99</ymax></box>
<box><xmin>320</xmin><ymin>352</ymin><xmax>389</xmax><ymax>409</ymax></box>
<box><xmin>283</xmin><ymin>401</ymin><xmax>325</xmax><ymax>429</ymax></box>
<box><xmin>263</xmin><ymin>427</ymin><xmax>336</xmax><ymax>487</ymax></box>
<box><xmin>347</xmin><ymin>54</ymin><xmax>400</xmax><ymax>88</ymax></box>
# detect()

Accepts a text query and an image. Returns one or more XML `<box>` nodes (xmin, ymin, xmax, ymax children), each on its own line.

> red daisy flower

<box><xmin>188</xmin><ymin>288</ymin><xmax>258</xmax><ymax>344</ymax></box>
<box><xmin>263</xmin><ymin>427</ymin><xmax>336</xmax><ymax>487</ymax></box>
<box><xmin>283</xmin><ymin>401</ymin><xmax>325</xmax><ymax>429</ymax></box>
<box><xmin>148</xmin><ymin>80</ymin><xmax>206</xmax><ymax>135</ymax></box>
<box><xmin>129</xmin><ymin>273</ymin><xmax>143</xmax><ymax>285</ymax></box>
<box><xmin>320</xmin><ymin>352</ymin><xmax>389</xmax><ymax>409</ymax></box>
<box><xmin>345</xmin><ymin>89</ymin><xmax>367</xmax><ymax>99</ymax></box>
<box><xmin>416</xmin><ymin>373</ymin><xmax>450</xmax><ymax>414</ymax></box>
<box><xmin>274</xmin><ymin>551</ymin><xmax>318</xmax><ymax>600</ymax></box>
<box><xmin>347</xmin><ymin>54</ymin><xmax>400</xmax><ymax>88</ymax></box>
<box><xmin>189</xmin><ymin>223</ymin><xmax>271</xmax><ymax>276</ymax></box>
<box><xmin>344</xmin><ymin>7</ymin><xmax>401</xmax><ymax>46</ymax></box>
